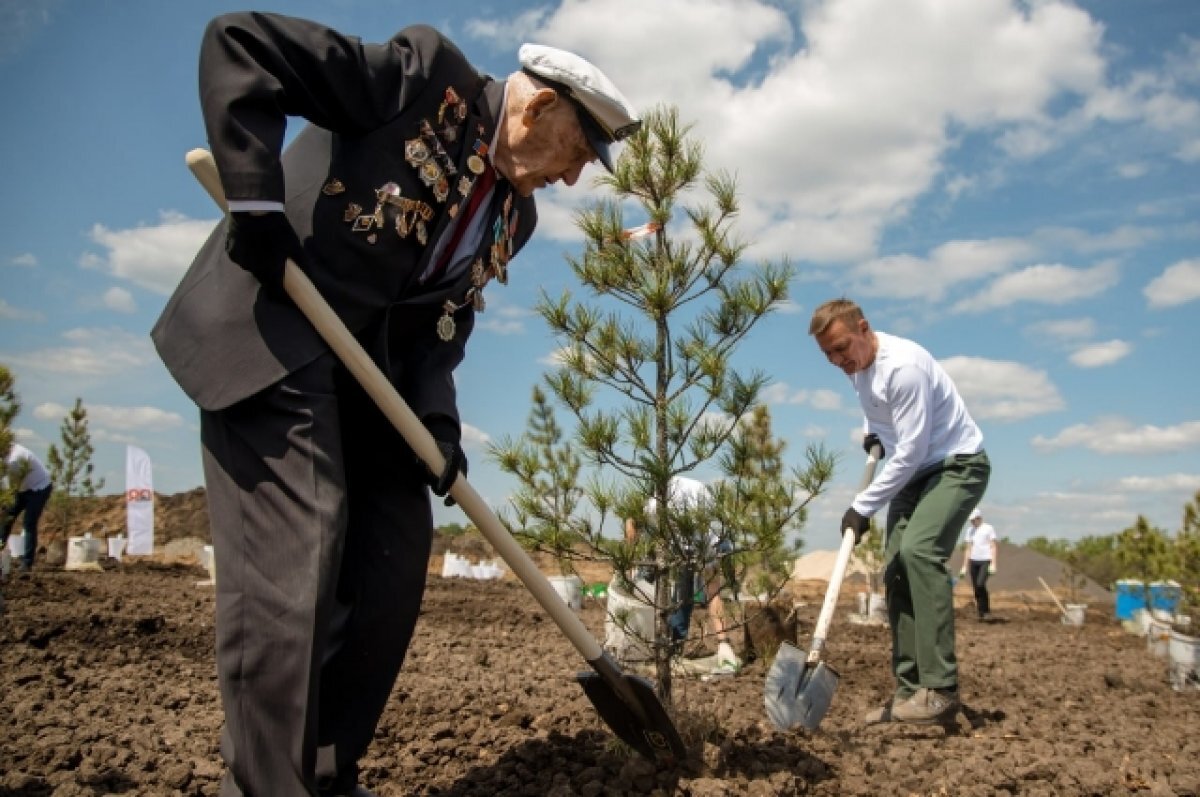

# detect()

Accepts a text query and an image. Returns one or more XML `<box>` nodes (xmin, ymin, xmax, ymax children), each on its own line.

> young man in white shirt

<box><xmin>2</xmin><ymin>442</ymin><xmax>54</xmax><ymax>571</ymax></box>
<box><xmin>960</xmin><ymin>507</ymin><xmax>998</xmax><ymax>621</ymax></box>
<box><xmin>809</xmin><ymin>298</ymin><xmax>990</xmax><ymax>726</ymax></box>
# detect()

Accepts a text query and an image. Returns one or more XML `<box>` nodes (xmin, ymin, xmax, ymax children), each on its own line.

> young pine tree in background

<box><xmin>46</xmin><ymin>398</ymin><xmax>105</xmax><ymax>535</ymax></box>
<box><xmin>0</xmin><ymin>366</ymin><xmax>22</xmax><ymax>512</ymax></box>
<box><xmin>711</xmin><ymin>405</ymin><xmax>834</xmax><ymax>604</ymax></box>
<box><xmin>491</xmin><ymin>385</ymin><xmax>585</xmax><ymax>576</ymax></box>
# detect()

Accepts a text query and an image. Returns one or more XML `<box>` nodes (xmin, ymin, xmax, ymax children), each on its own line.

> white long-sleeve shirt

<box><xmin>4</xmin><ymin>443</ymin><xmax>52</xmax><ymax>493</ymax></box>
<box><xmin>849</xmin><ymin>331</ymin><xmax>983</xmax><ymax>517</ymax></box>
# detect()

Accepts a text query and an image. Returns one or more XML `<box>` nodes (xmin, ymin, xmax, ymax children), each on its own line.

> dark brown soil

<box><xmin>2</xmin><ymin>561</ymin><xmax>1197</xmax><ymax>796</ymax></box>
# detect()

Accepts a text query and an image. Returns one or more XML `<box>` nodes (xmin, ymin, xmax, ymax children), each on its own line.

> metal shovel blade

<box><xmin>793</xmin><ymin>661</ymin><xmax>840</xmax><ymax>731</ymax></box>
<box><xmin>578</xmin><ymin>669</ymin><xmax>687</xmax><ymax>763</ymax></box>
<box><xmin>764</xmin><ymin>641</ymin><xmax>840</xmax><ymax>731</ymax></box>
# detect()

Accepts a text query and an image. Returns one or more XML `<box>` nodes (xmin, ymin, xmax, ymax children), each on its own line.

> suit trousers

<box><xmin>201</xmin><ymin>350</ymin><xmax>433</xmax><ymax>797</ymax></box>
<box><xmin>883</xmin><ymin>451</ymin><xmax>990</xmax><ymax>696</ymax></box>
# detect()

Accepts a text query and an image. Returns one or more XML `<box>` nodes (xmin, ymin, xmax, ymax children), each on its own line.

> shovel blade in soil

<box><xmin>793</xmin><ymin>661</ymin><xmax>839</xmax><ymax>731</ymax></box>
<box><xmin>577</xmin><ymin>670</ymin><xmax>687</xmax><ymax>763</ymax></box>
<box><xmin>765</xmin><ymin>642</ymin><xmax>840</xmax><ymax>731</ymax></box>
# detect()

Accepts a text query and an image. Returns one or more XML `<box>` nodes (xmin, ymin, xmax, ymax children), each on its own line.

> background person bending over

<box><xmin>151</xmin><ymin>11</ymin><xmax>640</xmax><ymax>797</ymax></box>
<box><xmin>626</xmin><ymin>475</ymin><xmax>740</xmax><ymax>671</ymax></box>
<box><xmin>960</xmin><ymin>507</ymin><xmax>998</xmax><ymax>620</ymax></box>
<box><xmin>2</xmin><ymin>442</ymin><xmax>53</xmax><ymax>572</ymax></box>
<box><xmin>809</xmin><ymin>298</ymin><xmax>989</xmax><ymax>727</ymax></box>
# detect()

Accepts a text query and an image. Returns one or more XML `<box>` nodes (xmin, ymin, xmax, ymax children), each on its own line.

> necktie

<box><xmin>430</xmin><ymin>166</ymin><xmax>497</xmax><ymax>281</ymax></box>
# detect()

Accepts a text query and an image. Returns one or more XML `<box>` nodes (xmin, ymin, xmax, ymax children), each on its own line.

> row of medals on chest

<box><xmin>320</xmin><ymin>90</ymin><xmax>513</xmax><ymax>341</ymax></box>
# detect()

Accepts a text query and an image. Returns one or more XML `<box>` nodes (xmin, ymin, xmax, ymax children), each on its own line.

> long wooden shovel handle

<box><xmin>1037</xmin><ymin>576</ymin><xmax>1071</xmax><ymax>619</ymax></box>
<box><xmin>807</xmin><ymin>444</ymin><xmax>882</xmax><ymax>662</ymax></box>
<box><xmin>185</xmin><ymin>149</ymin><xmax>605</xmax><ymax>663</ymax></box>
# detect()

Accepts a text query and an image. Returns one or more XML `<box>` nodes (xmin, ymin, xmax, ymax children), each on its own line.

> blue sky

<box><xmin>1</xmin><ymin>0</ymin><xmax>1197</xmax><ymax>546</ymax></box>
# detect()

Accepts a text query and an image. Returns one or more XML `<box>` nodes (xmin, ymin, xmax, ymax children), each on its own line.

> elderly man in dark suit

<box><xmin>152</xmin><ymin>12</ymin><xmax>639</xmax><ymax>797</ymax></box>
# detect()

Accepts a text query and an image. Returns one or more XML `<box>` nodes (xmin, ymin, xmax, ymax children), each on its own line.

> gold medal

<box><xmin>405</xmin><ymin>138</ymin><xmax>430</xmax><ymax>165</ymax></box>
<box><xmin>437</xmin><ymin>303</ymin><xmax>457</xmax><ymax>341</ymax></box>
<box><xmin>467</xmin><ymin>154</ymin><xmax>485</xmax><ymax>175</ymax></box>
<box><xmin>420</xmin><ymin>161</ymin><xmax>442</xmax><ymax>185</ymax></box>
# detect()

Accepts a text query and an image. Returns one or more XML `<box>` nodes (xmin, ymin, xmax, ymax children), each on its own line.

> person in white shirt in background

<box><xmin>2</xmin><ymin>442</ymin><xmax>53</xmax><ymax>572</ymax></box>
<box><xmin>625</xmin><ymin>475</ymin><xmax>740</xmax><ymax>672</ymax></box>
<box><xmin>960</xmin><ymin>507</ymin><xmax>998</xmax><ymax>621</ymax></box>
<box><xmin>809</xmin><ymin>298</ymin><xmax>990</xmax><ymax>727</ymax></box>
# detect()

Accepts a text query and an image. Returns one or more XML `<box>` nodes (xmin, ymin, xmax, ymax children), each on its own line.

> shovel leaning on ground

<box><xmin>1037</xmin><ymin>576</ymin><xmax>1073</xmax><ymax>622</ymax></box>
<box><xmin>764</xmin><ymin>443</ymin><xmax>883</xmax><ymax>731</ymax></box>
<box><xmin>185</xmin><ymin>149</ymin><xmax>686</xmax><ymax>764</ymax></box>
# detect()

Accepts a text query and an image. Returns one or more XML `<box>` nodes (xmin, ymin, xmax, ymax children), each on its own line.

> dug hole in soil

<box><xmin>2</xmin><ymin>492</ymin><xmax>1198</xmax><ymax>796</ymax></box>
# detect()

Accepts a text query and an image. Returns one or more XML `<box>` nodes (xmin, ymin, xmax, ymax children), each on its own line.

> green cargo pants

<box><xmin>883</xmin><ymin>450</ymin><xmax>990</xmax><ymax>696</ymax></box>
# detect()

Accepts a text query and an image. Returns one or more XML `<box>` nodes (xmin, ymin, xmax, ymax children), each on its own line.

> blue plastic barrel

<box><xmin>1115</xmin><ymin>579</ymin><xmax>1146</xmax><ymax>620</ymax></box>
<box><xmin>1149</xmin><ymin>581</ymin><xmax>1182</xmax><ymax>615</ymax></box>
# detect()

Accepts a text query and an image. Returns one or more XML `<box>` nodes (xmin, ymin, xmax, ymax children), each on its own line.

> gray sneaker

<box><xmin>891</xmin><ymin>687</ymin><xmax>960</xmax><ymax>725</ymax></box>
<box><xmin>863</xmin><ymin>692</ymin><xmax>911</xmax><ymax>725</ymax></box>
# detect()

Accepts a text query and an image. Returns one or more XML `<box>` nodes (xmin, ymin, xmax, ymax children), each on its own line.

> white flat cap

<box><xmin>518</xmin><ymin>43</ymin><xmax>641</xmax><ymax>172</ymax></box>
<box><xmin>969</xmin><ymin>508</ymin><xmax>982</xmax><ymax>521</ymax></box>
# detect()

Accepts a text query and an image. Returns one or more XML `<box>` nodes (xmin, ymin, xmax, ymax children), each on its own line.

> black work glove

<box><xmin>421</xmin><ymin>417</ymin><xmax>467</xmax><ymax>507</ymax></box>
<box><xmin>225</xmin><ymin>211</ymin><xmax>300</xmax><ymax>299</ymax></box>
<box><xmin>841</xmin><ymin>507</ymin><xmax>870</xmax><ymax>544</ymax></box>
<box><xmin>862</xmin><ymin>432</ymin><xmax>885</xmax><ymax>458</ymax></box>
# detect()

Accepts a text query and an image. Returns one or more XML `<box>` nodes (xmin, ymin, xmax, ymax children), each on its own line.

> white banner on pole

<box><xmin>125</xmin><ymin>445</ymin><xmax>154</xmax><ymax>555</ymax></box>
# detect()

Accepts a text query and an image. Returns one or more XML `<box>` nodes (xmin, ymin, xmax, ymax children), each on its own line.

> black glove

<box><xmin>225</xmin><ymin>211</ymin><xmax>301</xmax><ymax>298</ymax></box>
<box><xmin>421</xmin><ymin>416</ymin><xmax>467</xmax><ymax>507</ymax></box>
<box><xmin>863</xmin><ymin>432</ymin><xmax>885</xmax><ymax>458</ymax></box>
<box><xmin>841</xmin><ymin>507</ymin><xmax>870</xmax><ymax>544</ymax></box>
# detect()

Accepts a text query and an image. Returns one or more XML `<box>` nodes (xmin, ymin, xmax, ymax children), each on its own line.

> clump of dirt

<box><xmin>2</xmin><ymin>565</ymin><xmax>1196</xmax><ymax>796</ymax></box>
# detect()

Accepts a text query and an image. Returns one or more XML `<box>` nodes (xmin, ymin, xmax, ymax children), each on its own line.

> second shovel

<box><xmin>764</xmin><ymin>443</ymin><xmax>882</xmax><ymax>731</ymax></box>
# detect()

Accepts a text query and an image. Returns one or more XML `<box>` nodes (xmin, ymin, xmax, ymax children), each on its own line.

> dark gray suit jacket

<box><xmin>153</xmin><ymin>13</ymin><xmax>537</xmax><ymax>433</ymax></box>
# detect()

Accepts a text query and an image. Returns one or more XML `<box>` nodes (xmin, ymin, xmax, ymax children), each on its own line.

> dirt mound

<box><xmin>950</xmin><ymin>540</ymin><xmax>1112</xmax><ymax>602</ymax></box>
<box><xmin>792</xmin><ymin>541</ymin><xmax>1111</xmax><ymax>604</ymax></box>
<box><xmin>37</xmin><ymin>487</ymin><xmax>211</xmax><ymax>549</ymax></box>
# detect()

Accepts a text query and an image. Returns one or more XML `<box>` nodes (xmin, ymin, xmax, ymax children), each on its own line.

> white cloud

<box><xmin>7</xmin><ymin>253</ymin><xmax>36</xmax><ymax>268</ymax></box>
<box><xmin>461</xmin><ymin>422</ymin><xmax>491</xmax><ymax>448</ymax></box>
<box><xmin>1032</xmin><ymin>225</ymin><xmax>1157</xmax><ymax>254</ymax></box>
<box><xmin>477</xmin><ymin>301</ymin><xmax>532</xmax><ymax>336</ymax></box>
<box><xmin>1115</xmin><ymin>162</ymin><xmax>1149</xmax><ymax>179</ymax></box>
<box><xmin>103</xmin><ymin>287</ymin><xmax>136</xmax><ymax>314</ymax></box>
<box><xmin>1116</xmin><ymin>474</ymin><xmax>1200</xmax><ymax>493</ymax></box>
<box><xmin>33</xmin><ymin>402</ymin><xmax>185</xmax><ymax>431</ymax></box>
<box><xmin>852</xmin><ymin>237</ymin><xmax>1032</xmax><ymax>300</ymax></box>
<box><xmin>0</xmin><ymin>327</ymin><xmax>156</xmax><ymax>377</ymax></box>
<box><xmin>0</xmin><ymin>0</ymin><xmax>58</xmax><ymax>62</ymax></box>
<box><xmin>506</xmin><ymin>0</ymin><xmax>1117</xmax><ymax>265</ymax></box>
<box><xmin>464</xmin><ymin>7</ymin><xmax>552</xmax><ymax>49</ymax></box>
<box><xmin>952</xmin><ymin>260</ymin><xmax>1118</xmax><ymax>312</ymax></box>
<box><xmin>939</xmin><ymin>356</ymin><xmax>1064</xmax><ymax>421</ymax></box>
<box><xmin>1144</xmin><ymin>258</ymin><xmax>1200</xmax><ymax>308</ymax></box>
<box><xmin>1026</xmin><ymin>317</ymin><xmax>1096</xmax><ymax>342</ymax></box>
<box><xmin>1033</xmin><ymin>417</ymin><xmax>1200</xmax><ymax>454</ymax></box>
<box><xmin>1068</xmin><ymin>339</ymin><xmax>1132</xmax><ymax>368</ymax></box>
<box><xmin>0</xmin><ymin>298</ymin><xmax>44</xmax><ymax>322</ymax></box>
<box><xmin>83</xmin><ymin>211</ymin><xmax>217</xmax><ymax>295</ymax></box>
<box><xmin>761</xmin><ymin>383</ymin><xmax>845</xmax><ymax>412</ymax></box>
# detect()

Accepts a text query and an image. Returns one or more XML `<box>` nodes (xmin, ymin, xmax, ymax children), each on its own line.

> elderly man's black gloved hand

<box><xmin>862</xmin><ymin>432</ymin><xmax>885</xmax><ymax>458</ymax></box>
<box><xmin>421</xmin><ymin>416</ymin><xmax>468</xmax><ymax>507</ymax></box>
<box><xmin>841</xmin><ymin>507</ymin><xmax>870</xmax><ymax>544</ymax></box>
<box><xmin>225</xmin><ymin>211</ymin><xmax>301</xmax><ymax>298</ymax></box>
